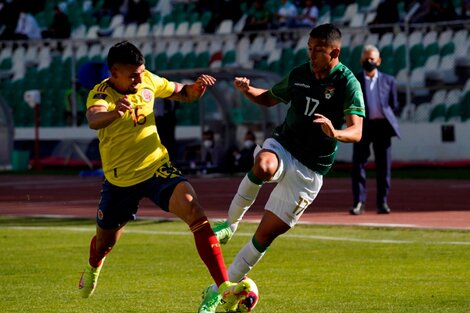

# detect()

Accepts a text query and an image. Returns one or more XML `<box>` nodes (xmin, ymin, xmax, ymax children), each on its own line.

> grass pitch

<box><xmin>0</xmin><ymin>217</ymin><xmax>469</xmax><ymax>313</ymax></box>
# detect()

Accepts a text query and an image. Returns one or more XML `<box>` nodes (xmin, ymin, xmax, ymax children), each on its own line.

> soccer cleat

<box><xmin>78</xmin><ymin>257</ymin><xmax>106</xmax><ymax>298</ymax></box>
<box><xmin>198</xmin><ymin>284</ymin><xmax>221</xmax><ymax>313</ymax></box>
<box><xmin>219</xmin><ymin>280</ymin><xmax>251</xmax><ymax>312</ymax></box>
<box><xmin>212</xmin><ymin>221</ymin><xmax>233</xmax><ymax>245</ymax></box>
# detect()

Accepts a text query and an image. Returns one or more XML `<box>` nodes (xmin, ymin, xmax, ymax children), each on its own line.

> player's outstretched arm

<box><xmin>234</xmin><ymin>77</ymin><xmax>278</xmax><ymax>107</ymax></box>
<box><xmin>313</xmin><ymin>113</ymin><xmax>363</xmax><ymax>143</ymax></box>
<box><xmin>167</xmin><ymin>74</ymin><xmax>216</xmax><ymax>103</ymax></box>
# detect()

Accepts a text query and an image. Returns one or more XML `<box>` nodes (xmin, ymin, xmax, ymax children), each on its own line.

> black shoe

<box><xmin>377</xmin><ymin>203</ymin><xmax>391</xmax><ymax>214</ymax></box>
<box><xmin>349</xmin><ymin>202</ymin><xmax>365</xmax><ymax>215</ymax></box>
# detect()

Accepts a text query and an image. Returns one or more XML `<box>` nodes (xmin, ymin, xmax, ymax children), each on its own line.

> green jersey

<box><xmin>269</xmin><ymin>62</ymin><xmax>365</xmax><ymax>175</ymax></box>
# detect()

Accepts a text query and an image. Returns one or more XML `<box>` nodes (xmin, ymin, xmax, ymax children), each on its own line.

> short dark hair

<box><xmin>309</xmin><ymin>23</ymin><xmax>342</xmax><ymax>44</ymax></box>
<box><xmin>107</xmin><ymin>41</ymin><xmax>144</xmax><ymax>69</ymax></box>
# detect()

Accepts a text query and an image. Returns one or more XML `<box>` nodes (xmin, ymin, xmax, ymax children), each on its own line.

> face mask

<box><xmin>362</xmin><ymin>60</ymin><xmax>378</xmax><ymax>72</ymax></box>
<box><xmin>203</xmin><ymin>140</ymin><xmax>213</xmax><ymax>149</ymax></box>
<box><xmin>244</xmin><ymin>140</ymin><xmax>255</xmax><ymax>149</ymax></box>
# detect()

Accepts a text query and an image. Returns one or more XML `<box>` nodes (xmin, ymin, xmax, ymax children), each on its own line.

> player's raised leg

<box><xmin>169</xmin><ymin>181</ymin><xmax>250</xmax><ymax>312</ymax></box>
<box><xmin>214</xmin><ymin>149</ymin><xmax>279</xmax><ymax>244</ymax></box>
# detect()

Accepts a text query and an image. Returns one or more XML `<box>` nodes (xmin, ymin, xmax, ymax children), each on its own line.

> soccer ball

<box><xmin>236</xmin><ymin>276</ymin><xmax>259</xmax><ymax>312</ymax></box>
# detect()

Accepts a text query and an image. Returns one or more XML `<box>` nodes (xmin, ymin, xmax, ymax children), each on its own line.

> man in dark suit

<box><xmin>350</xmin><ymin>45</ymin><xmax>400</xmax><ymax>215</ymax></box>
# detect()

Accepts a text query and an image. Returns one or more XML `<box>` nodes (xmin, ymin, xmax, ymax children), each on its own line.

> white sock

<box><xmin>227</xmin><ymin>175</ymin><xmax>262</xmax><ymax>233</ymax></box>
<box><xmin>228</xmin><ymin>240</ymin><xmax>266</xmax><ymax>282</ymax></box>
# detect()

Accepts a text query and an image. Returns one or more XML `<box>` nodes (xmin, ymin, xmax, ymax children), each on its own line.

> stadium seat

<box><xmin>216</xmin><ymin>19</ymin><xmax>233</xmax><ymax>35</ymax></box>
<box><xmin>181</xmin><ymin>52</ymin><xmax>197</xmax><ymax>69</ymax></box>
<box><xmin>195</xmin><ymin>51</ymin><xmax>210</xmax><ymax>68</ymax></box>
<box><xmin>154</xmin><ymin>52</ymin><xmax>168</xmax><ymax>71</ymax></box>
<box><xmin>111</xmin><ymin>24</ymin><xmax>125</xmax><ymax>38</ymax></box>
<box><xmin>424</xmin><ymin>54</ymin><xmax>440</xmax><ymax>71</ymax></box>
<box><xmin>442</xmin><ymin>89</ymin><xmax>462</xmax><ymax>122</ymax></box>
<box><xmin>162</xmin><ymin>22</ymin><xmax>176</xmax><ymax>37</ymax></box>
<box><xmin>168</xmin><ymin>53</ymin><xmax>184</xmax><ymax>69</ymax></box>
<box><xmin>440</xmin><ymin>41</ymin><xmax>455</xmax><ymax>57</ymax></box>
<box><xmin>175</xmin><ymin>21</ymin><xmax>189</xmax><ymax>36</ymax></box>
<box><xmin>331</xmin><ymin>4</ymin><xmax>346</xmax><ymax>23</ymax></box>
<box><xmin>378</xmin><ymin>32</ymin><xmax>393</xmax><ymax>49</ymax></box>
<box><xmin>349</xmin><ymin>12</ymin><xmax>365</xmax><ymax>27</ymax></box>
<box><xmin>188</xmin><ymin>21</ymin><xmax>203</xmax><ymax>35</ymax></box>
<box><xmin>460</xmin><ymin>90</ymin><xmax>470</xmax><ymax>122</ymax></box>
<box><xmin>341</xmin><ymin>3</ymin><xmax>358</xmax><ymax>25</ymax></box>
<box><xmin>136</xmin><ymin>23</ymin><xmax>150</xmax><ymax>37</ymax></box>
<box><xmin>413</xmin><ymin>103</ymin><xmax>432</xmax><ymax>122</ymax></box>
<box><xmin>410</xmin><ymin>43</ymin><xmax>426</xmax><ymax>69</ymax></box>
<box><xmin>294</xmin><ymin>48</ymin><xmax>308</xmax><ymax>66</ymax></box>
<box><xmin>428</xmin><ymin>89</ymin><xmax>447</xmax><ymax>122</ymax></box>
<box><xmin>222</xmin><ymin>50</ymin><xmax>237</xmax><ymax>67</ymax></box>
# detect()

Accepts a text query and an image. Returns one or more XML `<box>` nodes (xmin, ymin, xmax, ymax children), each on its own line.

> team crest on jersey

<box><xmin>142</xmin><ymin>89</ymin><xmax>153</xmax><ymax>102</ymax></box>
<box><xmin>324</xmin><ymin>86</ymin><xmax>335</xmax><ymax>99</ymax></box>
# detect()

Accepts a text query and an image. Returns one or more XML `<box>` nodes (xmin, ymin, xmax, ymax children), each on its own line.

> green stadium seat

<box><xmin>168</xmin><ymin>53</ymin><xmax>184</xmax><ymax>69</ymax></box>
<box><xmin>410</xmin><ymin>43</ymin><xmax>426</xmax><ymax>69</ymax></box>
<box><xmin>154</xmin><ymin>52</ymin><xmax>168</xmax><ymax>71</ymax></box>
<box><xmin>393</xmin><ymin>45</ymin><xmax>407</xmax><ymax>75</ymax></box>
<box><xmin>425</xmin><ymin>43</ymin><xmax>439</xmax><ymax>58</ymax></box>
<box><xmin>195</xmin><ymin>51</ymin><xmax>210</xmax><ymax>68</ymax></box>
<box><xmin>222</xmin><ymin>50</ymin><xmax>236</xmax><ymax>66</ymax></box>
<box><xmin>460</xmin><ymin>91</ymin><xmax>470</xmax><ymax>122</ymax></box>
<box><xmin>440</xmin><ymin>42</ymin><xmax>455</xmax><ymax>57</ymax></box>
<box><xmin>181</xmin><ymin>52</ymin><xmax>197</xmax><ymax>69</ymax></box>
<box><xmin>446</xmin><ymin>102</ymin><xmax>462</xmax><ymax>122</ymax></box>
<box><xmin>294</xmin><ymin>48</ymin><xmax>308</xmax><ymax>66</ymax></box>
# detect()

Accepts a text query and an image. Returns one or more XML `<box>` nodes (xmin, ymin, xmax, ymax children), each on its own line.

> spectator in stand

<box><xmin>273</xmin><ymin>0</ymin><xmax>299</xmax><ymax>28</ymax></box>
<box><xmin>202</xmin><ymin>129</ymin><xmax>226</xmax><ymax>173</ymax></box>
<box><xmin>13</xmin><ymin>8</ymin><xmax>41</xmax><ymax>39</ymax></box>
<box><xmin>243</xmin><ymin>0</ymin><xmax>272</xmax><ymax>31</ymax></box>
<box><xmin>296</xmin><ymin>0</ymin><xmax>319</xmax><ymax>28</ymax></box>
<box><xmin>369</xmin><ymin>0</ymin><xmax>400</xmax><ymax>35</ymax></box>
<box><xmin>238</xmin><ymin>130</ymin><xmax>257</xmax><ymax>172</ymax></box>
<box><xmin>124</xmin><ymin>0</ymin><xmax>151</xmax><ymax>25</ymax></box>
<box><xmin>41</xmin><ymin>4</ymin><xmax>71</xmax><ymax>39</ymax></box>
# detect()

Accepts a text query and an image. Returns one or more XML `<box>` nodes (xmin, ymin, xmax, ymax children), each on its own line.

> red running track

<box><xmin>0</xmin><ymin>175</ymin><xmax>469</xmax><ymax>230</ymax></box>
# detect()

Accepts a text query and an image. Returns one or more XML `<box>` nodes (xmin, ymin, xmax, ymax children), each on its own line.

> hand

<box><xmin>234</xmin><ymin>77</ymin><xmax>250</xmax><ymax>92</ymax></box>
<box><xmin>194</xmin><ymin>74</ymin><xmax>216</xmax><ymax>91</ymax></box>
<box><xmin>313</xmin><ymin>113</ymin><xmax>336</xmax><ymax>139</ymax></box>
<box><xmin>115</xmin><ymin>96</ymin><xmax>133</xmax><ymax>117</ymax></box>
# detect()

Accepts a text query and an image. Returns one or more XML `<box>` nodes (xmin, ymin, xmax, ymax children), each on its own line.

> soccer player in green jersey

<box><xmin>198</xmin><ymin>23</ymin><xmax>365</xmax><ymax>312</ymax></box>
<box><xmin>78</xmin><ymin>41</ymin><xmax>250</xmax><ymax>311</ymax></box>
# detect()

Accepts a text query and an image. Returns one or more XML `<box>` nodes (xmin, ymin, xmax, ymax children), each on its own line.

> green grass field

<box><xmin>1</xmin><ymin>217</ymin><xmax>469</xmax><ymax>313</ymax></box>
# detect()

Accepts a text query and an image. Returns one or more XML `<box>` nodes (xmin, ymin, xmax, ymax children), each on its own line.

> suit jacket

<box><xmin>356</xmin><ymin>71</ymin><xmax>400</xmax><ymax>138</ymax></box>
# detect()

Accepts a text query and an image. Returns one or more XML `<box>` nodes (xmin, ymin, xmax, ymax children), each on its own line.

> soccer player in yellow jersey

<box><xmin>78</xmin><ymin>41</ymin><xmax>250</xmax><ymax>311</ymax></box>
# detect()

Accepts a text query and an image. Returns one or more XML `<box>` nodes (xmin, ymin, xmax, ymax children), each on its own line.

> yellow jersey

<box><xmin>86</xmin><ymin>70</ymin><xmax>176</xmax><ymax>187</ymax></box>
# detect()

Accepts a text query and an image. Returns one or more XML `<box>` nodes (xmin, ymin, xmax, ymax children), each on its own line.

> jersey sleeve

<box><xmin>268</xmin><ymin>75</ymin><xmax>291</xmax><ymax>104</ymax></box>
<box><xmin>343</xmin><ymin>76</ymin><xmax>365</xmax><ymax>117</ymax></box>
<box><xmin>86</xmin><ymin>83</ymin><xmax>111</xmax><ymax>110</ymax></box>
<box><xmin>149</xmin><ymin>72</ymin><xmax>176</xmax><ymax>99</ymax></box>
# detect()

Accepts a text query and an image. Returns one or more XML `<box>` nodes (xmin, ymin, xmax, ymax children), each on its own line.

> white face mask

<box><xmin>203</xmin><ymin>140</ymin><xmax>213</xmax><ymax>149</ymax></box>
<box><xmin>243</xmin><ymin>140</ymin><xmax>255</xmax><ymax>149</ymax></box>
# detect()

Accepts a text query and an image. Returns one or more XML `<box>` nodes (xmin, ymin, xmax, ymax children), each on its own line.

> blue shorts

<box><xmin>96</xmin><ymin>162</ymin><xmax>187</xmax><ymax>229</ymax></box>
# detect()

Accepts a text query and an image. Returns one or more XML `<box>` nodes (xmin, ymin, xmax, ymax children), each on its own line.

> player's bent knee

<box><xmin>254</xmin><ymin>152</ymin><xmax>278</xmax><ymax>180</ymax></box>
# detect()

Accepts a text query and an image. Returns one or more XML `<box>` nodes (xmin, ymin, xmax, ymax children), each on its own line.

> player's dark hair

<box><xmin>309</xmin><ymin>23</ymin><xmax>342</xmax><ymax>44</ymax></box>
<box><xmin>107</xmin><ymin>41</ymin><xmax>144</xmax><ymax>69</ymax></box>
